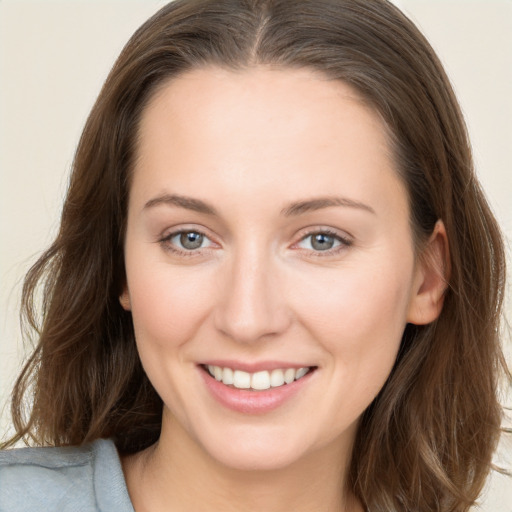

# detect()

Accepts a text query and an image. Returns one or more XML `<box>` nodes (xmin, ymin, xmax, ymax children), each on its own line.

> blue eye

<box><xmin>297</xmin><ymin>231</ymin><xmax>350</xmax><ymax>252</ymax></box>
<box><xmin>166</xmin><ymin>230</ymin><xmax>213</xmax><ymax>251</ymax></box>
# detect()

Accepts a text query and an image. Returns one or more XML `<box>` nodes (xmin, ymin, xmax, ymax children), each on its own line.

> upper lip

<box><xmin>198</xmin><ymin>360</ymin><xmax>316</xmax><ymax>373</ymax></box>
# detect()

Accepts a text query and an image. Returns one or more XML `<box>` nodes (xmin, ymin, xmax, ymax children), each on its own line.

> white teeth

<box><xmin>222</xmin><ymin>367</ymin><xmax>233</xmax><ymax>385</ymax></box>
<box><xmin>206</xmin><ymin>365</ymin><xmax>311</xmax><ymax>390</ymax></box>
<box><xmin>233</xmin><ymin>370</ymin><xmax>251</xmax><ymax>389</ymax></box>
<box><xmin>270</xmin><ymin>369</ymin><xmax>285</xmax><ymax>387</ymax></box>
<box><xmin>284</xmin><ymin>368</ymin><xmax>296</xmax><ymax>384</ymax></box>
<box><xmin>251</xmin><ymin>371</ymin><xmax>271</xmax><ymax>390</ymax></box>
<box><xmin>295</xmin><ymin>367</ymin><xmax>309</xmax><ymax>379</ymax></box>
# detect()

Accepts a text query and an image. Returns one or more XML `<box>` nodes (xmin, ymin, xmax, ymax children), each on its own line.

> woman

<box><xmin>0</xmin><ymin>1</ymin><xmax>509</xmax><ymax>511</ymax></box>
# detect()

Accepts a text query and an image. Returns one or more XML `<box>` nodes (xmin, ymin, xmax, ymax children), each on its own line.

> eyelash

<box><xmin>159</xmin><ymin>229</ymin><xmax>216</xmax><ymax>258</ymax></box>
<box><xmin>295</xmin><ymin>228</ymin><xmax>353</xmax><ymax>257</ymax></box>
<box><xmin>158</xmin><ymin>228</ymin><xmax>353</xmax><ymax>258</ymax></box>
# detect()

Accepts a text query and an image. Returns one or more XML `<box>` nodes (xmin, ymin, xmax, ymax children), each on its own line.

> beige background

<box><xmin>1</xmin><ymin>1</ymin><xmax>511</xmax><ymax>509</ymax></box>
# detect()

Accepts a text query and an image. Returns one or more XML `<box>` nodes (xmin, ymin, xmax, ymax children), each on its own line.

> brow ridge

<box><xmin>144</xmin><ymin>194</ymin><xmax>218</xmax><ymax>215</ymax></box>
<box><xmin>281</xmin><ymin>197</ymin><xmax>375</xmax><ymax>216</ymax></box>
<box><xmin>143</xmin><ymin>193</ymin><xmax>375</xmax><ymax>217</ymax></box>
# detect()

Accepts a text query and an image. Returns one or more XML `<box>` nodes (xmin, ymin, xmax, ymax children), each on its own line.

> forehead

<box><xmin>138</xmin><ymin>66</ymin><xmax>383</xmax><ymax>148</ymax></box>
<box><xmin>132</xmin><ymin>66</ymin><xmax>407</xmax><ymax>220</ymax></box>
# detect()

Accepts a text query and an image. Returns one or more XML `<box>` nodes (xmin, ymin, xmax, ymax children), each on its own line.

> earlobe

<box><xmin>119</xmin><ymin>287</ymin><xmax>131</xmax><ymax>311</ymax></box>
<box><xmin>407</xmin><ymin>220</ymin><xmax>450</xmax><ymax>325</ymax></box>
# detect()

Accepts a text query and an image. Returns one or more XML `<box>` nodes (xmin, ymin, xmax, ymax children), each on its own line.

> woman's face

<box><xmin>122</xmin><ymin>66</ymin><xmax>431</xmax><ymax>471</ymax></box>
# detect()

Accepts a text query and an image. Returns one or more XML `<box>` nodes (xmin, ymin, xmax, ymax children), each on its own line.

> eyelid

<box><xmin>158</xmin><ymin>225</ymin><xmax>219</xmax><ymax>257</ymax></box>
<box><xmin>157</xmin><ymin>224</ymin><xmax>353</xmax><ymax>258</ymax></box>
<box><xmin>292</xmin><ymin>227</ymin><xmax>353</xmax><ymax>256</ymax></box>
<box><xmin>170</xmin><ymin>230</ymin><xmax>214</xmax><ymax>248</ymax></box>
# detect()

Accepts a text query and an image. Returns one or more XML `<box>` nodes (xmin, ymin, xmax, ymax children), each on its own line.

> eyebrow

<box><xmin>281</xmin><ymin>197</ymin><xmax>375</xmax><ymax>216</ymax></box>
<box><xmin>143</xmin><ymin>193</ymin><xmax>375</xmax><ymax>216</ymax></box>
<box><xmin>144</xmin><ymin>194</ymin><xmax>218</xmax><ymax>215</ymax></box>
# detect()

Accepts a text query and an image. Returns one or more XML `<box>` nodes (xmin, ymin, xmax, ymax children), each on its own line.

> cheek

<box><xmin>125</xmin><ymin>258</ymin><xmax>217</xmax><ymax>420</ymax></box>
<box><xmin>125</xmin><ymin>257</ymin><xmax>215</xmax><ymax>349</ymax></box>
<box><xmin>291</xmin><ymin>258</ymin><xmax>413</xmax><ymax>387</ymax></box>
<box><xmin>297</xmin><ymin>260</ymin><xmax>411</xmax><ymax>331</ymax></box>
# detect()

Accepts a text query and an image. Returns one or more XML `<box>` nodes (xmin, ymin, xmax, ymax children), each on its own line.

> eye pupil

<box><xmin>311</xmin><ymin>233</ymin><xmax>334</xmax><ymax>251</ymax></box>
<box><xmin>180</xmin><ymin>232</ymin><xmax>204</xmax><ymax>250</ymax></box>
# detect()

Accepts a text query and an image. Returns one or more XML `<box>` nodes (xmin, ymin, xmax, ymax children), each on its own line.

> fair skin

<box><xmin>120</xmin><ymin>66</ymin><xmax>448</xmax><ymax>512</ymax></box>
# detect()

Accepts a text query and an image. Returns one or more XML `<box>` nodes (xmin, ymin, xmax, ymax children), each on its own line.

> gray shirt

<box><xmin>0</xmin><ymin>438</ymin><xmax>134</xmax><ymax>511</ymax></box>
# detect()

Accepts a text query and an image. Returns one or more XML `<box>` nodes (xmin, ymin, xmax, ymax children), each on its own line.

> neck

<box><xmin>122</xmin><ymin>412</ymin><xmax>363</xmax><ymax>512</ymax></box>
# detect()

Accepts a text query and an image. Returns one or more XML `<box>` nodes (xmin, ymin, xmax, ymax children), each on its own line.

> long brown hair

<box><xmin>4</xmin><ymin>1</ymin><xmax>509</xmax><ymax>510</ymax></box>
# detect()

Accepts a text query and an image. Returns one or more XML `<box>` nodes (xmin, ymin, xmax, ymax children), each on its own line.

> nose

<box><xmin>213</xmin><ymin>246</ymin><xmax>292</xmax><ymax>344</ymax></box>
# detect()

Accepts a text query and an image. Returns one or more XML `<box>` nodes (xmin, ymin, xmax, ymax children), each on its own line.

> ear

<box><xmin>119</xmin><ymin>285</ymin><xmax>131</xmax><ymax>311</ymax></box>
<box><xmin>407</xmin><ymin>220</ymin><xmax>450</xmax><ymax>325</ymax></box>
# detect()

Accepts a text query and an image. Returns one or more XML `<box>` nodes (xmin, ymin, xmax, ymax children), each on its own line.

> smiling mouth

<box><xmin>202</xmin><ymin>365</ymin><xmax>316</xmax><ymax>391</ymax></box>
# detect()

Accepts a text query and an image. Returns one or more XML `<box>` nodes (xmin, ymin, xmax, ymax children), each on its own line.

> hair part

<box><xmin>4</xmin><ymin>1</ymin><xmax>509</xmax><ymax>510</ymax></box>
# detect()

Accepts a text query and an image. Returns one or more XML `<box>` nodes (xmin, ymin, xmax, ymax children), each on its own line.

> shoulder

<box><xmin>0</xmin><ymin>438</ymin><xmax>134</xmax><ymax>512</ymax></box>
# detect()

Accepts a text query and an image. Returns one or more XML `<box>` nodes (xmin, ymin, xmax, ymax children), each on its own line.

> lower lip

<box><xmin>199</xmin><ymin>367</ymin><xmax>314</xmax><ymax>414</ymax></box>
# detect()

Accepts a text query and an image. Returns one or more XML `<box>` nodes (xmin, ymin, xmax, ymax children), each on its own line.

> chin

<box><xmin>209</xmin><ymin>445</ymin><xmax>304</xmax><ymax>472</ymax></box>
<box><xmin>198</xmin><ymin>429</ymin><xmax>312</xmax><ymax>472</ymax></box>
